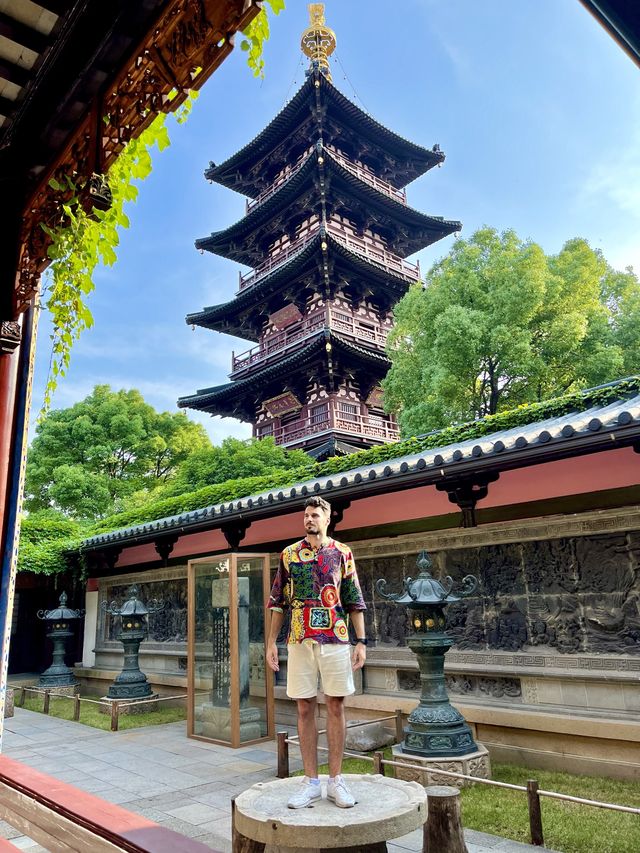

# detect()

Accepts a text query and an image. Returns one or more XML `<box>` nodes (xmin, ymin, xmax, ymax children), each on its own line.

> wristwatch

<box><xmin>355</xmin><ymin>637</ymin><xmax>368</xmax><ymax>646</ymax></box>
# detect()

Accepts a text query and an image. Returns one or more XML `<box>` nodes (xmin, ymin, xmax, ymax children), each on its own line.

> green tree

<box><xmin>25</xmin><ymin>385</ymin><xmax>210</xmax><ymax>518</ymax></box>
<box><xmin>383</xmin><ymin>227</ymin><xmax>640</xmax><ymax>435</ymax></box>
<box><xmin>163</xmin><ymin>436</ymin><xmax>311</xmax><ymax>496</ymax></box>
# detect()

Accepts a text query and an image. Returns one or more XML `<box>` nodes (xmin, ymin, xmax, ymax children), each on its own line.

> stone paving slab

<box><xmin>0</xmin><ymin>709</ymin><xmax>561</xmax><ymax>853</ymax></box>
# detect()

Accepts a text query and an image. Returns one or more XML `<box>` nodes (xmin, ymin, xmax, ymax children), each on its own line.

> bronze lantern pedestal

<box><xmin>37</xmin><ymin>592</ymin><xmax>84</xmax><ymax>692</ymax></box>
<box><xmin>101</xmin><ymin>585</ymin><xmax>164</xmax><ymax>711</ymax></box>
<box><xmin>377</xmin><ymin>551</ymin><xmax>491</xmax><ymax>785</ymax></box>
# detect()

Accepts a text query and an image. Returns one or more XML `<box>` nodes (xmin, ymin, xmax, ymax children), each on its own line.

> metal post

<box><xmin>527</xmin><ymin>779</ymin><xmax>544</xmax><ymax>846</ymax></box>
<box><xmin>276</xmin><ymin>731</ymin><xmax>290</xmax><ymax>778</ymax></box>
<box><xmin>110</xmin><ymin>701</ymin><xmax>119</xmax><ymax>732</ymax></box>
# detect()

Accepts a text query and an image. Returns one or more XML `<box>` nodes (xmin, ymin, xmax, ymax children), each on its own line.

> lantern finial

<box><xmin>301</xmin><ymin>4</ymin><xmax>336</xmax><ymax>81</ymax></box>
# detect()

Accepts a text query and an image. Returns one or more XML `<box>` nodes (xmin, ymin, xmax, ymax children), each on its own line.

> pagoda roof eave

<box><xmin>177</xmin><ymin>331</ymin><xmax>390</xmax><ymax>417</ymax></box>
<box><xmin>197</xmin><ymin>152</ymin><xmax>461</xmax><ymax>265</ymax></box>
<box><xmin>206</xmin><ymin>71</ymin><xmax>444</xmax><ymax>196</ymax></box>
<box><xmin>186</xmin><ymin>232</ymin><xmax>416</xmax><ymax>334</ymax></box>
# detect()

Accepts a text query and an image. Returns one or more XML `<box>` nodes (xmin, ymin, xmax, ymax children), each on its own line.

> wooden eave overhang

<box><xmin>205</xmin><ymin>68</ymin><xmax>445</xmax><ymax>197</ymax></box>
<box><xmin>1</xmin><ymin>0</ymin><xmax>262</xmax><ymax>323</ymax></box>
<box><xmin>579</xmin><ymin>0</ymin><xmax>640</xmax><ymax>68</ymax></box>
<box><xmin>176</xmin><ymin>329</ymin><xmax>391</xmax><ymax>419</ymax></box>
<box><xmin>196</xmin><ymin>147</ymin><xmax>460</xmax><ymax>266</ymax></box>
<box><xmin>81</xmin><ymin>388</ymin><xmax>640</xmax><ymax>553</ymax></box>
<box><xmin>187</xmin><ymin>231</ymin><xmax>416</xmax><ymax>338</ymax></box>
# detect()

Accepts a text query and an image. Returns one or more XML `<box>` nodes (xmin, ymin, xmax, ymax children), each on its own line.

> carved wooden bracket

<box><xmin>329</xmin><ymin>499</ymin><xmax>351</xmax><ymax>535</ymax></box>
<box><xmin>154</xmin><ymin>534</ymin><xmax>179</xmax><ymax>566</ymax></box>
<box><xmin>221</xmin><ymin>521</ymin><xmax>249</xmax><ymax>550</ymax></box>
<box><xmin>435</xmin><ymin>472</ymin><xmax>500</xmax><ymax>528</ymax></box>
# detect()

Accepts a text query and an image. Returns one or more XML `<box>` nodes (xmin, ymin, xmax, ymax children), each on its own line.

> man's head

<box><xmin>303</xmin><ymin>496</ymin><xmax>331</xmax><ymax>539</ymax></box>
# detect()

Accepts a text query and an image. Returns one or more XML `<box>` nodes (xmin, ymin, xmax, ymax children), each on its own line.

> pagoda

<box><xmin>178</xmin><ymin>5</ymin><xmax>461</xmax><ymax>459</ymax></box>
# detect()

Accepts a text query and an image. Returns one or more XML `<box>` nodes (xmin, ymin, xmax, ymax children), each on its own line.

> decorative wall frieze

<box><xmin>15</xmin><ymin>0</ymin><xmax>261</xmax><ymax>314</ymax></box>
<box><xmin>351</xmin><ymin>505</ymin><xmax>640</xmax><ymax>561</ymax></box>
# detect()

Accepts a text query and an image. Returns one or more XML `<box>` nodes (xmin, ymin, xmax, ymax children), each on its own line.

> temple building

<box><xmin>178</xmin><ymin>5</ymin><xmax>460</xmax><ymax>458</ymax></box>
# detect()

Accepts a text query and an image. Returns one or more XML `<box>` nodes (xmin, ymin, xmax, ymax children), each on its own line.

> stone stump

<box><xmin>232</xmin><ymin>774</ymin><xmax>426</xmax><ymax>853</ymax></box>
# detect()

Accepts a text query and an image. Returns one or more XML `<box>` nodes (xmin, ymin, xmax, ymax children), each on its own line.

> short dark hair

<box><xmin>304</xmin><ymin>496</ymin><xmax>331</xmax><ymax>514</ymax></box>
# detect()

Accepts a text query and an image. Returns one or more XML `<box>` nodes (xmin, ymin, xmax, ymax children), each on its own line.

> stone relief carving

<box><xmin>368</xmin><ymin>530</ymin><xmax>640</xmax><ymax>657</ymax></box>
<box><xmin>398</xmin><ymin>670</ymin><xmax>521</xmax><ymax>701</ymax></box>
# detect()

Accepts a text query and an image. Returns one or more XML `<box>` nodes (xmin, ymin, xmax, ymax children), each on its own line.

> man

<box><xmin>266</xmin><ymin>496</ymin><xmax>367</xmax><ymax>809</ymax></box>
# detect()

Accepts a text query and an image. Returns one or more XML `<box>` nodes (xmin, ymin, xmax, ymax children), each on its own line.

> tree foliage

<box><xmin>240</xmin><ymin>0</ymin><xmax>285</xmax><ymax>77</ymax></box>
<box><xmin>25</xmin><ymin>385</ymin><xmax>210</xmax><ymax>518</ymax></box>
<box><xmin>383</xmin><ymin>228</ymin><xmax>640</xmax><ymax>435</ymax></box>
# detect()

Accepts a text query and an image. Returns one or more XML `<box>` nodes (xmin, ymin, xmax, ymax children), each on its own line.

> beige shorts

<box><xmin>286</xmin><ymin>641</ymin><xmax>355</xmax><ymax>699</ymax></box>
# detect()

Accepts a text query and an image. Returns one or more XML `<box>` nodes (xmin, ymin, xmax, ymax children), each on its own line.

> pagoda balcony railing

<box><xmin>231</xmin><ymin>306</ymin><xmax>389</xmax><ymax>374</ymax></box>
<box><xmin>263</xmin><ymin>405</ymin><xmax>399</xmax><ymax>447</ymax></box>
<box><xmin>238</xmin><ymin>223</ymin><xmax>419</xmax><ymax>292</ymax></box>
<box><xmin>325</xmin><ymin>149</ymin><xmax>407</xmax><ymax>204</ymax></box>
<box><xmin>245</xmin><ymin>148</ymin><xmax>313</xmax><ymax>213</ymax></box>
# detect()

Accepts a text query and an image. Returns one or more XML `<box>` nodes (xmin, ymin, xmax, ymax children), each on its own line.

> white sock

<box><xmin>309</xmin><ymin>777</ymin><xmax>320</xmax><ymax>785</ymax></box>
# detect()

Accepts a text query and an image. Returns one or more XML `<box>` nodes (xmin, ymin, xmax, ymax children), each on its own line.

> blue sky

<box><xmin>31</xmin><ymin>0</ymin><xmax>640</xmax><ymax>443</ymax></box>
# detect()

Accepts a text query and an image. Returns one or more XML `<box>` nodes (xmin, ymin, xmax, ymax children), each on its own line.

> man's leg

<box><xmin>297</xmin><ymin>697</ymin><xmax>318</xmax><ymax>778</ymax></box>
<box><xmin>325</xmin><ymin>694</ymin><xmax>346</xmax><ymax>778</ymax></box>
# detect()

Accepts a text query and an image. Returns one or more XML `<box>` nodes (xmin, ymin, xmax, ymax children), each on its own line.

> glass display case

<box><xmin>187</xmin><ymin>553</ymin><xmax>274</xmax><ymax>746</ymax></box>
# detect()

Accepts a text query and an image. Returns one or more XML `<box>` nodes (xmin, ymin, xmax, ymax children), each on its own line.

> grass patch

<box><xmin>296</xmin><ymin>754</ymin><xmax>640</xmax><ymax>853</ymax></box>
<box><xmin>21</xmin><ymin>695</ymin><xmax>186</xmax><ymax>731</ymax></box>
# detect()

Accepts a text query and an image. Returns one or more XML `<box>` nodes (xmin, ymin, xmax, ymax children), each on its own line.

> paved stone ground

<box><xmin>0</xmin><ymin>709</ymin><xmax>560</xmax><ymax>852</ymax></box>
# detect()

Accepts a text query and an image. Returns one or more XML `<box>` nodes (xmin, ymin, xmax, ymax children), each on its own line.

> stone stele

<box><xmin>234</xmin><ymin>774</ymin><xmax>426</xmax><ymax>852</ymax></box>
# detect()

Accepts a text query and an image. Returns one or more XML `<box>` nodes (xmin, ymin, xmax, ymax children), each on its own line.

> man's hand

<box><xmin>352</xmin><ymin>643</ymin><xmax>366</xmax><ymax>671</ymax></box>
<box><xmin>266</xmin><ymin>642</ymin><xmax>280</xmax><ymax>672</ymax></box>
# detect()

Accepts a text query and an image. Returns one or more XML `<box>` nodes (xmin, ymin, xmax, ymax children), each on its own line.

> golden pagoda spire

<box><xmin>300</xmin><ymin>4</ymin><xmax>336</xmax><ymax>81</ymax></box>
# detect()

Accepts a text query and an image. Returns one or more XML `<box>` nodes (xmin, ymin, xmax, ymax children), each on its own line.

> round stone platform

<box><xmin>234</xmin><ymin>774</ymin><xmax>426</xmax><ymax>853</ymax></box>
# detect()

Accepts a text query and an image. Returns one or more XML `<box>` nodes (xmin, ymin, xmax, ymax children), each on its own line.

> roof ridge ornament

<box><xmin>301</xmin><ymin>4</ymin><xmax>336</xmax><ymax>81</ymax></box>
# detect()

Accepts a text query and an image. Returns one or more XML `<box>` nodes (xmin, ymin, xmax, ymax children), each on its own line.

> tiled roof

<box><xmin>186</xmin><ymin>231</ymin><xmax>417</xmax><ymax>335</ymax></box>
<box><xmin>177</xmin><ymin>331</ymin><xmax>390</xmax><ymax>415</ymax></box>
<box><xmin>82</xmin><ymin>388</ymin><xmax>640</xmax><ymax>550</ymax></box>
<box><xmin>197</xmin><ymin>147</ymin><xmax>460</xmax><ymax>265</ymax></box>
<box><xmin>206</xmin><ymin>71</ymin><xmax>444</xmax><ymax>196</ymax></box>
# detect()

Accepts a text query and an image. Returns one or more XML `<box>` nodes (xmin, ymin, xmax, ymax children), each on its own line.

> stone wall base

<box><xmin>390</xmin><ymin>742</ymin><xmax>491</xmax><ymax>788</ymax></box>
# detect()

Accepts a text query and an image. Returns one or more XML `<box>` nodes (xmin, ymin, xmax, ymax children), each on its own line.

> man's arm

<box><xmin>266</xmin><ymin>608</ymin><xmax>285</xmax><ymax>672</ymax></box>
<box><xmin>350</xmin><ymin>610</ymin><xmax>366</xmax><ymax>670</ymax></box>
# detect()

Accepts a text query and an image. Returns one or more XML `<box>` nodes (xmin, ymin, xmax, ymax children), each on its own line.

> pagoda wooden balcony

<box><xmin>238</xmin><ymin>222</ymin><xmax>419</xmax><ymax>292</ymax></box>
<box><xmin>258</xmin><ymin>403</ymin><xmax>399</xmax><ymax>447</ymax></box>
<box><xmin>231</xmin><ymin>306</ymin><xmax>389</xmax><ymax>374</ymax></box>
<box><xmin>245</xmin><ymin>148</ymin><xmax>313</xmax><ymax>213</ymax></box>
<box><xmin>326</xmin><ymin>149</ymin><xmax>407</xmax><ymax>203</ymax></box>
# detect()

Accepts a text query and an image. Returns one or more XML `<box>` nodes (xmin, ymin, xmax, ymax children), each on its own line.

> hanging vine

<box><xmin>39</xmin><ymin>0</ymin><xmax>285</xmax><ymax>415</ymax></box>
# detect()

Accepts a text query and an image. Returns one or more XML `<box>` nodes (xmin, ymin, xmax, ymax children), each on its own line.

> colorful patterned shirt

<box><xmin>268</xmin><ymin>538</ymin><xmax>366</xmax><ymax>645</ymax></box>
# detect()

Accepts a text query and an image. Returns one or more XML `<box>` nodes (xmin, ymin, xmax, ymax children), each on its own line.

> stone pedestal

<box><xmin>197</xmin><ymin>702</ymin><xmax>261</xmax><ymax>742</ymax></box>
<box><xmin>99</xmin><ymin>694</ymin><xmax>159</xmax><ymax>715</ymax></box>
<box><xmin>234</xmin><ymin>774</ymin><xmax>426</xmax><ymax>853</ymax></box>
<box><xmin>391</xmin><ymin>742</ymin><xmax>491</xmax><ymax>788</ymax></box>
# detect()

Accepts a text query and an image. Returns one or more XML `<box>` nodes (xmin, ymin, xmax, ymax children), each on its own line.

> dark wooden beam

<box><xmin>0</xmin><ymin>12</ymin><xmax>50</xmax><ymax>54</ymax></box>
<box><xmin>36</xmin><ymin>0</ymin><xmax>72</xmax><ymax>16</ymax></box>
<box><xmin>0</xmin><ymin>95</ymin><xmax>16</xmax><ymax>118</ymax></box>
<box><xmin>0</xmin><ymin>58</ymin><xmax>31</xmax><ymax>88</ymax></box>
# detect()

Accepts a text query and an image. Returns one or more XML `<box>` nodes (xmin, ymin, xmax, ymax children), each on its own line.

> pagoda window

<box><xmin>337</xmin><ymin>401</ymin><xmax>358</xmax><ymax>422</ymax></box>
<box><xmin>310</xmin><ymin>403</ymin><xmax>329</xmax><ymax>425</ymax></box>
<box><xmin>256</xmin><ymin>421</ymin><xmax>274</xmax><ymax>438</ymax></box>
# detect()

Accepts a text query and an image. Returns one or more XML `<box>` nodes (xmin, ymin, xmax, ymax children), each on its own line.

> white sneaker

<box><xmin>327</xmin><ymin>775</ymin><xmax>356</xmax><ymax>808</ymax></box>
<box><xmin>287</xmin><ymin>778</ymin><xmax>322</xmax><ymax>809</ymax></box>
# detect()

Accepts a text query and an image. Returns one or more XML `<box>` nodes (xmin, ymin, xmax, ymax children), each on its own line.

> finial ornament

<box><xmin>301</xmin><ymin>4</ymin><xmax>336</xmax><ymax>81</ymax></box>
